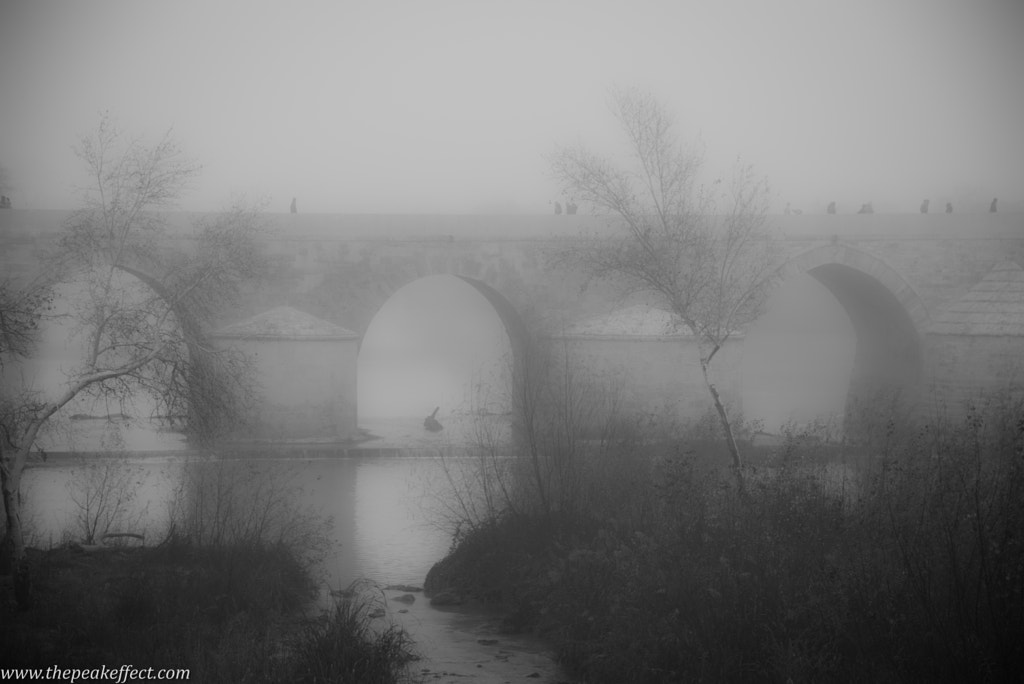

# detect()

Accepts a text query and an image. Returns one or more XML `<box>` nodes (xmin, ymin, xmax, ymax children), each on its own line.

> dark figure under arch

<box><xmin>424</xmin><ymin>406</ymin><xmax>443</xmax><ymax>432</ymax></box>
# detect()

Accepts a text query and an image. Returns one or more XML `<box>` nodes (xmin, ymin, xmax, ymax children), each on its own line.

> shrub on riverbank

<box><xmin>427</xmin><ymin>400</ymin><xmax>1024</xmax><ymax>683</ymax></box>
<box><xmin>291</xmin><ymin>592</ymin><xmax>414</xmax><ymax>684</ymax></box>
<box><xmin>0</xmin><ymin>542</ymin><xmax>414</xmax><ymax>682</ymax></box>
<box><xmin>2</xmin><ymin>453</ymin><xmax>414</xmax><ymax>683</ymax></box>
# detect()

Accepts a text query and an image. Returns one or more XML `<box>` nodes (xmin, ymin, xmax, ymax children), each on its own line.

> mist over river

<box><xmin>21</xmin><ymin>415</ymin><xmax>508</xmax><ymax>592</ymax></box>
<box><xmin>8</xmin><ymin>265</ymin><xmax>856</xmax><ymax>682</ymax></box>
<box><xmin>20</xmin><ymin>415</ymin><xmax>571</xmax><ymax>682</ymax></box>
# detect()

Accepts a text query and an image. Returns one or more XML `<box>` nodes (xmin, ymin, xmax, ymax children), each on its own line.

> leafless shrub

<box><xmin>162</xmin><ymin>455</ymin><xmax>332</xmax><ymax>564</ymax></box>
<box><xmin>65</xmin><ymin>455</ymin><xmax>148</xmax><ymax>544</ymax></box>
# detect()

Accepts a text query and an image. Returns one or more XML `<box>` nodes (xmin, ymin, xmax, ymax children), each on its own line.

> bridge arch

<box><xmin>781</xmin><ymin>242</ymin><xmax>930</xmax><ymax>430</ymax></box>
<box><xmin>356</xmin><ymin>273</ymin><xmax>528</xmax><ymax>422</ymax></box>
<box><xmin>113</xmin><ymin>264</ymin><xmax>232</xmax><ymax>440</ymax></box>
<box><xmin>451</xmin><ymin>275</ymin><xmax>529</xmax><ymax>357</ymax></box>
<box><xmin>34</xmin><ymin>238</ymin><xmax>243</xmax><ymax>445</ymax></box>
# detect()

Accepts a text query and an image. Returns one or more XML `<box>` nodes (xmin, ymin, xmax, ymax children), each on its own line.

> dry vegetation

<box><xmin>426</xmin><ymin>379</ymin><xmax>1024</xmax><ymax>683</ymax></box>
<box><xmin>1</xmin><ymin>456</ymin><xmax>415</xmax><ymax>683</ymax></box>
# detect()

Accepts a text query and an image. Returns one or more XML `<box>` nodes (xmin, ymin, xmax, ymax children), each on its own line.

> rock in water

<box><xmin>384</xmin><ymin>584</ymin><xmax>423</xmax><ymax>592</ymax></box>
<box><xmin>424</xmin><ymin>406</ymin><xmax>443</xmax><ymax>432</ymax></box>
<box><xmin>429</xmin><ymin>591</ymin><xmax>464</xmax><ymax>606</ymax></box>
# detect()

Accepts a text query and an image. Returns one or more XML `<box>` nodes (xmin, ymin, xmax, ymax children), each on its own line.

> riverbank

<box><xmin>0</xmin><ymin>541</ymin><xmax>413</xmax><ymax>683</ymax></box>
<box><xmin>424</xmin><ymin>417</ymin><xmax>1024</xmax><ymax>683</ymax></box>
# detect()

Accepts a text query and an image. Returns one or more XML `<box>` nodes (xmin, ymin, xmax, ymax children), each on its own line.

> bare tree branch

<box><xmin>1</xmin><ymin>117</ymin><xmax>264</xmax><ymax>601</ymax></box>
<box><xmin>549</xmin><ymin>88</ymin><xmax>779</xmax><ymax>493</ymax></box>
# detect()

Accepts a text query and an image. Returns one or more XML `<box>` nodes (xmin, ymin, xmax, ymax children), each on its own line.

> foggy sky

<box><xmin>2</xmin><ymin>0</ymin><xmax>1022</xmax><ymax>215</ymax></box>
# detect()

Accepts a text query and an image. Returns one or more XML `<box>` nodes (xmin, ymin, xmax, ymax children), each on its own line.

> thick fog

<box><xmin>358</xmin><ymin>275</ymin><xmax>513</xmax><ymax>419</ymax></box>
<box><xmin>1</xmin><ymin>0</ymin><xmax>1022</xmax><ymax>214</ymax></box>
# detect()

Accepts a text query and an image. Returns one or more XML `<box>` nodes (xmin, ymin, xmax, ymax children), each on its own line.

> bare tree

<box><xmin>0</xmin><ymin>115</ymin><xmax>265</xmax><ymax>608</ymax></box>
<box><xmin>0</xmin><ymin>279</ymin><xmax>57</xmax><ymax>608</ymax></box>
<box><xmin>549</xmin><ymin>88</ymin><xmax>778</xmax><ymax>492</ymax></box>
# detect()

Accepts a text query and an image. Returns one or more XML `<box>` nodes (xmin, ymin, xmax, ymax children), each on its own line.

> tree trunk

<box><xmin>700</xmin><ymin>359</ymin><xmax>746</xmax><ymax>496</ymax></box>
<box><xmin>509</xmin><ymin>348</ymin><xmax>548</xmax><ymax>517</ymax></box>
<box><xmin>1</xmin><ymin>460</ymin><xmax>31</xmax><ymax>609</ymax></box>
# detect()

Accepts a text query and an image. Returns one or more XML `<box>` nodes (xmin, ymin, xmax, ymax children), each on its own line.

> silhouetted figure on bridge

<box><xmin>554</xmin><ymin>201</ymin><xmax>563</xmax><ymax>215</ymax></box>
<box><xmin>0</xmin><ymin>195</ymin><xmax>10</xmax><ymax>209</ymax></box>
<box><xmin>566</xmin><ymin>199</ymin><xmax>578</xmax><ymax>215</ymax></box>
<box><xmin>920</xmin><ymin>199</ymin><xmax>929</xmax><ymax>214</ymax></box>
<box><xmin>424</xmin><ymin>407</ymin><xmax>443</xmax><ymax>432</ymax></box>
<box><xmin>827</xmin><ymin>201</ymin><xmax>836</xmax><ymax>214</ymax></box>
<box><xmin>946</xmin><ymin>202</ymin><xmax>953</xmax><ymax>214</ymax></box>
<box><xmin>991</xmin><ymin>197</ymin><xmax>998</xmax><ymax>213</ymax></box>
<box><xmin>858</xmin><ymin>202</ymin><xmax>874</xmax><ymax>214</ymax></box>
<box><xmin>290</xmin><ymin>197</ymin><xmax>297</xmax><ymax>214</ymax></box>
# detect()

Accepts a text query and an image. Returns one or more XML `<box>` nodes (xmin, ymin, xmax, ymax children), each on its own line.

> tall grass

<box><xmin>290</xmin><ymin>594</ymin><xmax>414</xmax><ymax>684</ymax></box>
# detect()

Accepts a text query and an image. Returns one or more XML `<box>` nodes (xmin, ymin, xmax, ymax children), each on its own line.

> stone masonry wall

<box><xmin>925</xmin><ymin>334</ymin><xmax>1024</xmax><ymax>419</ymax></box>
<box><xmin>561</xmin><ymin>336</ymin><xmax>744</xmax><ymax>428</ymax></box>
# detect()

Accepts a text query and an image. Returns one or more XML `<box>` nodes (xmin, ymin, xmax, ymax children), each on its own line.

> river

<box><xmin>20</xmin><ymin>414</ymin><xmax>571</xmax><ymax>683</ymax></box>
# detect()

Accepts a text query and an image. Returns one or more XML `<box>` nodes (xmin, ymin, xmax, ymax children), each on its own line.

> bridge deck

<box><xmin>2</xmin><ymin>209</ymin><xmax>1021</xmax><ymax>242</ymax></box>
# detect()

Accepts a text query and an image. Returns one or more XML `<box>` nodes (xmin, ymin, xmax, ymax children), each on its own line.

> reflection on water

<box><xmin>294</xmin><ymin>454</ymin><xmax>463</xmax><ymax>589</ymax></box>
<box><xmin>19</xmin><ymin>442</ymin><xmax>573</xmax><ymax>680</ymax></box>
<box><xmin>353</xmin><ymin>457</ymin><xmax>452</xmax><ymax>587</ymax></box>
<box><xmin>22</xmin><ymin>455</ymin><xmax>182</xmax><ymax>549</ymax></box>
<box><xmin>20</xmin><ymin>442</ymin><xmax>501</xmax><ymax>591</ymax></box>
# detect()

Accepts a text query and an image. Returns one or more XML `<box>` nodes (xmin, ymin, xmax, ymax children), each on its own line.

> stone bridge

<box><xmin>3</xmin><ymin>210</ymin><xmax>1022</xmax><ymax>430</ymax></box>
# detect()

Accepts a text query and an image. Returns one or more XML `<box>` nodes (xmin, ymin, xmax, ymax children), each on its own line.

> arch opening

<box><xmin>743</xmin><ymin>245</ymin><xmax>926</xmax><ymax>437</ymax></box>
<box><xmin>807</xmin><ymin>262</ymin><xmax>923</xmax><ymax>430</ymax></box>
<box><xmin>356</xmin><ymin>274</ymin><xmax>526</xmax><ymax>445</ymax></box>
<box><xmin>742</xmin><ymin>272</ymin><xmax>856</xmax><ymax>434</ymax></box>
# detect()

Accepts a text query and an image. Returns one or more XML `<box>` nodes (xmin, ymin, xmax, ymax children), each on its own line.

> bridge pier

<box><xmin>212</xmin><ymin>306</ymin><xmax>361</xmax><ymax>443</ymax></box>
